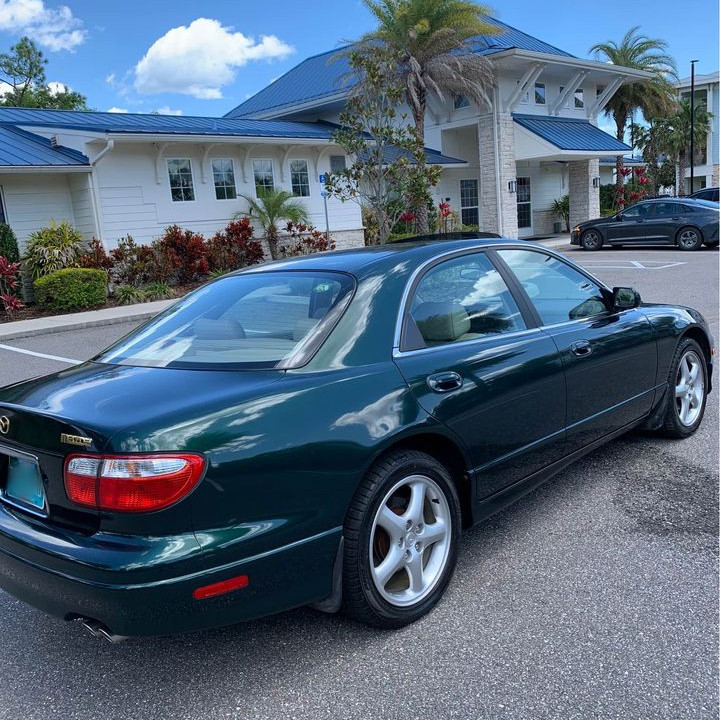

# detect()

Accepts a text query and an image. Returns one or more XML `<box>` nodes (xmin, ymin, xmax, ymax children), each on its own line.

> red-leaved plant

<box><xmin>207</xmin><ymin>218</ymin><xmax>264</xmax><ymax>272</ymax></box>
<box><xmin>152</xmin><ymin>226</ymin><xmax>209</xmax><ymax>284</ymax></box>
<box><xmin>278</xmin><ymin>222</ymin><xmax>336</xmax><ymax>257</ymax></box>
<box><xmin>0</xmin><ymin>255</ymin><xmax>24</xmax><ymax>318</ymax></box>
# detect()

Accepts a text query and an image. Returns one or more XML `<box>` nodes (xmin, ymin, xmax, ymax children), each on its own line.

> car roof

<box><xmin>234</xmin><ymin>236</ymin><xmax>526</xmax><ymax>278</ymax></box>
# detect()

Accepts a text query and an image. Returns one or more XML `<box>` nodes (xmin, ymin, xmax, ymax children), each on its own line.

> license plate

<box><xmin>4</xmin><ymin>455</ymin><xmax>46</xmax><ymax>512</ymax></box>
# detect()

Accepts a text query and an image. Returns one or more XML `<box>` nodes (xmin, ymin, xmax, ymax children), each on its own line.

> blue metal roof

<box><xmin>513</xmin><ymin>114</ymin><xmax>631</xmax><ymax>152</ymax></box>
<box><xmin>0</xmin><ymin>108</ymin><xmax>338</xmax><ymax>140</ymax></box>
<box><xmin>376</xmin><ymin>145</ymin><xmax>467</xmax><ymax>166</ymax></box>
<box><xmin>0</xmin><ymin>125</ymin><xmax>89</xmax><ymax>167</ymax></box>
<box><xmin>226</xmin><ymin>17</ymin><xmax>575</xmax><ymax>119</ymax></box>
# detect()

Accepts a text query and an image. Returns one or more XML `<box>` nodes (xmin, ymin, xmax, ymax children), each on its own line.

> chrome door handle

<box><xmin>427</xmin><ymin>371</ymin><xmax>463</xmax><ymax>393</ymax></box>
<box><xmin>570</xmin><ymin>340</ymin><xmax>593</xmax><ymax>357</ymax></box>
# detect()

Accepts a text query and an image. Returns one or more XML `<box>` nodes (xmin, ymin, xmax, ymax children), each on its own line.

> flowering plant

<box><xmin>0</xmin><ymin>255</ymin><xmax>23</xmax><ymax>318</ymax></box>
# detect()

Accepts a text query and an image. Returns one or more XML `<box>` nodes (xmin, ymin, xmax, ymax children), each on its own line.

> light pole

<box><xmin>690</xmin><ymin>59</ymin><xmax>698</xmax><ymax>195</ymax></box>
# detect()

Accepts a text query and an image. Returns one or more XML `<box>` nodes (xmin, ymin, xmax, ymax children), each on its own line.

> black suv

<box><xmin>690</xmin><ymin>187</ymin><xmax>719</xmax><ymax>203</ymax></box>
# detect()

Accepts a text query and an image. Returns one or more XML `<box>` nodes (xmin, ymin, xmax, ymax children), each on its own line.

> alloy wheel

<box><xmin>675</xmin><ymin>350</ymin><xmax>705</xmax><ymax>426</ymax></box>
<box><xmin>369</xmin><ymin>474</ymin><xmax>451</xmax><ymax>607</ymax></box>
<box><xmin>582</xmin><ymin>231</ymin><xmax>601</xmax><ymax>250</ymax></box>
<box><xmin>678</xmin><ymin>229</ymin><xmax>700</xmax><ymax>250</ymax></box>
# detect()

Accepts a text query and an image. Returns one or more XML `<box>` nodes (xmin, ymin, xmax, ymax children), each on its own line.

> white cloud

<box><xmin>153</xmin><ymin>106</ymin><xmax>183</xmax><ymax>116</ymax></box>
<box><xmin>0</xmin><ymin>0</ymin><xmax>86</xmax><ymax>51</ymax></box>
<box><xmin>133</xmin><ymin>18</ymin><xmax>293</xmax><ymax>99</ymax></box>
<box><xmin>107</xmin><ymin>106</ymin><xmax>128</xmax><ymax>113</ymax></box>
<box><xmin>46</xmin><ymin>80</ymin><xmax>67</xmax><ymax>95</ymax></box>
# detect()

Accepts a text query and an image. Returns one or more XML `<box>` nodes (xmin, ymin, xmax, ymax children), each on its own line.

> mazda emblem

<box><xmin>0</xmin><ymin>416</ymin><xmax>9</xmax><ymax>435</ymax></box>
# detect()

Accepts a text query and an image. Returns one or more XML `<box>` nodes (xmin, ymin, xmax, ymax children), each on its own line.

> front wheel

<box><xmin>658</xmin><ymin>338</ymin><xmax>708</xmax><ymax>438</ymax></box>
<box><xmin>580</xmin><ymin>229</ymin><xmax>603</xmax><ymax>251</ymax></box>
<box><xmin>676</xmin><ymin>227</ymin><xmax>703</xmax><ymax>251</ymax></box>
<box><xmin>342</xmin><ymin>450</ymin><xmax>461</xmax><ymax>628</ymax></box>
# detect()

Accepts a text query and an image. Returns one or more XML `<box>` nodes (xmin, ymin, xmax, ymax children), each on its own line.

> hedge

<box><xmin>34</xmin><ymin>268</ymin><xmax>107</xmax><ymax>311</ymax></box>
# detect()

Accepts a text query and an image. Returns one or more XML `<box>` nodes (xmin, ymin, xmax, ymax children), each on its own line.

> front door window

<box><xmin>459</xmin><ymin>179</ymin><xmax>479</xmax><ymax>227</ymax></box>
<box><xmin>516</xmin><ymin>177</ymin><xmax>531</xmax><ymax>229</ymax></box>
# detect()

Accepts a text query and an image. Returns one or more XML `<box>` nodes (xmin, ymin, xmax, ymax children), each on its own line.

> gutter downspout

<box><xmin>492</xmin><ymin>85</ymin><xmax>503</xmax><ymax>236</ymax></box>
<box><xmin>89</xmin><ymin>138</ymin><xmax>114</xmax><ymax>248</ymax></box>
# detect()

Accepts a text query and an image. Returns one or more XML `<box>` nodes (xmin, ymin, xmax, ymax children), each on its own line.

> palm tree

<box><xmin>357</xmin><ymin>0</ymin><xmax>498</xmax><ymax>232</ymax></box>
<box><xmin>589</xmin><ymin>27</ymin><xmax>678</xmax><ymax>208</ymax></box>
<box><xmin>237</xmin><ymin>189</ymin><xmax>309</xmax><ymax>259</ymax></box>
<box><xmin>651</xmin><ymin>100</ymin><xmax>712</xmax><ymax>195</ymax></box>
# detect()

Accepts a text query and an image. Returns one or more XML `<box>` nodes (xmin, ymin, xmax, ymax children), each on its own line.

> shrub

<box><xmin>0</xmin><ymin>224</ymin><xmax>19</xmax><ymax>263</ymax></box>
<box><xmin>110</xmin><ymin>236</ymin><xmax>156</xmax><ymax>287</ymax></box>
<box><xmin>78</xmin><ymin>238</ymin><xmax>114</xmax><ymax>276</ymax></box>
<box><xmin>278</xmin><ymin>222</ymin><xmax>336</xmax><ymax>258</ymax></box>
<box><xmin>143</xmin><ymin>282</ymin><xmax>173</xmax><ymax>301</ymax></box>
<box><xmin>206</xmin><ymin>218</ymin><xmax>264</xmax><ymax>272</ymax></box>
<box><xmin>0</xmin><ymin>256</ymin><xmax>24</xmax><ymax>318</ymax></box>
<box><xmin>551</xmin><ymin>195</ymin><xmax>570</xmax><ymax>232</ymax></box>
<box><xmin>23</xmin><ymin>220</ymin><xmax>86</xmax><ymax>279</ymax></box>
<box><xmin>34</xmin><ymin>268</ymin><xmax>107</xmax><ymax>311</ymax></box>
<box><xmin>114</xmin><ymin>284</ymin><xmax>147</xmax><ymax>305</ymax></box>
<box><xmin>152</xmin><ymin>225</ymin><xmax>209</xmax><ymax>284</ymax></box>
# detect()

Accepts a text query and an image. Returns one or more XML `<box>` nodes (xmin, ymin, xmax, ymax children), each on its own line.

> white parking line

<box><xmin>0</xmin><ymin>343</ymin><xmax>80</xmax><ymax>365</ymax></box>
<box><xmin>579</xmin><ymin>260</ymin><xmax>688</xmax><ymax>270</ymax></box>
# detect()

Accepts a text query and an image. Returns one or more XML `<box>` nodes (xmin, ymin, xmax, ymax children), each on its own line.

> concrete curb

<box><xmin>0</xmin><ymin>299</ymin><xmax>174</xmax><ymax>341</ymax></box>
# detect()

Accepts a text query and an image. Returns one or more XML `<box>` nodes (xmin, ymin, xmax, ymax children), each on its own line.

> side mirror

<box><xmin>616</xmin><ymin>212</ymin><xmax>625</xmax><ymax>221</ymax></box>
<box><xmin>612</xmin><ymin>286</ymin><xmax>641</xmax><ymax>310</ymax></box>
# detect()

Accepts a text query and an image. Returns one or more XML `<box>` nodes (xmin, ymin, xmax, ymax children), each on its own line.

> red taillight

<box><xmin>192</xmin><ymin>575</ymin><xmax>249</xmax><ymax>600</ymax></box>
<box><xmin>64</xmin><ymin>453</ymin><xmax>205</xmax><ymax>513</ymax></box>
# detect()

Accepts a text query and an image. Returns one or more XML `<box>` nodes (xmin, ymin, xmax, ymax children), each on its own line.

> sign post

<box><xmin>319</xmin><ymin>173</ymin><xmax>330</xmax><ymax>241</ymax></box>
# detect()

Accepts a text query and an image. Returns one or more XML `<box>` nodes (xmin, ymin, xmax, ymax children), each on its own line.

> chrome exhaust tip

<box><xmin>79</xmin><ymin>618</ymin><xmax>129</xmax><ymax>644</ymax></box>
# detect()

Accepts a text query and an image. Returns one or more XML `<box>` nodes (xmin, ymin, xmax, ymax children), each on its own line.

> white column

<box><xmin>569</xmin><ymin>159</ymin><xmax>600</xmax><ymax>229</ymax></box>
<box><xmin>478</xmin><ymin>112</ymin><xmax>519</xmax><ymax>238</ymax></box>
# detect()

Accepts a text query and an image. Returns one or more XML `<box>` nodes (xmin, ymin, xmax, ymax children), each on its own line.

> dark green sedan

<box><xmin>0</xmin><ymin>239</ymin><xmax>713</xmax><ymax>639</ymax></box>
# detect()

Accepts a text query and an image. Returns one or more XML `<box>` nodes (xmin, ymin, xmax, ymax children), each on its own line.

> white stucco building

<box><xmin>676</xmin><ymin>70</ymin><xmax>720</xmax><ymax>193</ymax></box>
<box><xmin>0</xmin><ymin>18</ymin><xmax>650</xmax><ymax>252</ymax></box>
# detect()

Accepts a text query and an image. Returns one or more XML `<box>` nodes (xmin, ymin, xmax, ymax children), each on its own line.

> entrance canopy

<box><xmin>513</xmin><ymin>114</ymin><xmax>630</xmax><ymax>162</ymax></box>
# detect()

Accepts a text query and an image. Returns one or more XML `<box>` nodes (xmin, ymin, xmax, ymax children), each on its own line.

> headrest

<box><xmin>193</xmin><ymin>318</ymin><xmax>246</xmax><ymax>340</ymax></box>
<box><xmin>293</xmin><ymin>317</ymin><xmax>319</xmax><ymax>341</ymax></box>
<box><xmin>413</xmin><ymin>302</ymin><xmax>470</xmax><ymax>342</ymax></box>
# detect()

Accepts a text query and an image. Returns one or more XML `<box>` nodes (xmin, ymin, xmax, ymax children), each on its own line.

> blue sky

<box><xmin>0</xmin><ymin>0</ymin><xmax>717</xmax><ymax>117</ymax></box>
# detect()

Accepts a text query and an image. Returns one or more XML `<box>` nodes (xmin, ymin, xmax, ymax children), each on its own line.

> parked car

<box><xmin>689</xmin><ymin>186</ymin><xmax>719</xmax><ymax>203</ymax></box>
<box><xmin>0</xmin><ymin>239</ymin><xmax>713</xmax><ymax>639</ymax></box>
<box><xmin>571</xmin><ymin>198</ymin><xmax>719</xmax><ymax>250</ymax></box>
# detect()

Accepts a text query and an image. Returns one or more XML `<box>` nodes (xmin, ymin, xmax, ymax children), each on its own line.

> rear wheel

<box><xmin>658</xmin><ymin>338</ymin><xmax>708</xmax><ymax>438</ymax></box>
<box><xmin>580</xmin><ymin>229</ymin><xmax>603</xmax><ymax>251</ymax></box>
<box><xmin>342</xmin><ymin>450</ymin><xmax>461</xmax><ymax>628</ymax></box>
<box><xmin>676</xmin><ymin>227</ymin><xmax>703</xmax><ymax>251</ymax></box>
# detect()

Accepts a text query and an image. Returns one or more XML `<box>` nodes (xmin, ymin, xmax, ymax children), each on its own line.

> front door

<box><xmin>496</xmin><ymin>248</ymin><xmax>658</xmax><ymax>453</ymax></box>
<box><xmin>516</xmin><ymin>177</ymin><xmax>533</xmax><ymax>238</ymax></box>
<box><xmin>393</xmin><ymin>250</ymin><xmax>566</xmax><ymax>499</ymax></box>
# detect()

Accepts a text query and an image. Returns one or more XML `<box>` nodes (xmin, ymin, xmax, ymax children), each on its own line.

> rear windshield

<box><xmin>96</xmin><ymin>271</ymin><xmax>355</xmax><ymax>370</ymax></box>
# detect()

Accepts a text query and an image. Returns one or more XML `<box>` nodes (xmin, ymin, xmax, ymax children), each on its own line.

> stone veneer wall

<box><xmin>568</xmin><ymin>159</ymin><xmax>600</xmax><ymax>230</ymax></box>
<box><xmin>478</xmin><ymin>112</ymin><xmax>519</xmax><ymax>238</ymax></box>
<box><xmin>532</xmin><ymin>209</ymin><xmax>560</xmax><ymax>236</ymax></box>
<box><xmin>269</xmin><ymin>228</ymin><xmax>365</xmax><ymax>257</ymax></box>
<box><xmin>712</xmin><ymin>164</ymin><xmax>719</xmax><ymax>186</ymax></box>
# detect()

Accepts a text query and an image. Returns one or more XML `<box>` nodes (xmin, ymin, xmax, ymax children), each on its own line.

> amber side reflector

<box><xmin>192</xmin><ymin>575</ymin><xmax>249</xmax><ymax>600</ymax></box>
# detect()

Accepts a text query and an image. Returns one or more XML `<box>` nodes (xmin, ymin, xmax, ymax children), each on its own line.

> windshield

<box><xmin>97</xmin><ymin>271</ymin><xmax>355</xmax><ymax>370</ymax></box>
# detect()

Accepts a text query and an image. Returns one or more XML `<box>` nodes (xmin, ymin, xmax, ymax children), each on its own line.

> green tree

<box><xmin>589</xmin><ymin>27</ymin><xmax>677</xmax><ymax>207</ymax></box>
<box><xmin>237</xmin><ymin>189</ymin><xmax>309</xmax><ymax>260</ymax></box>
<box><xmin>0</xmin><ymin>36</ymin><xmax>88</xmax><ymax>110</ymax></box>
<box><xmin>645</xmin><ymin>101</ymin><xmax>712</xmax><ymax>195</ymax></box>
<box><xmin>631</xmin><ymin>122</ymin><xmax>676</xmax><ymax>193</ymax></box>
<box><xmin>324</xmin><ymin>47</ymin><xmax>441</xmax><ymax>245</ymax></box>
<box><xmin>356</xmin><ymin>0</ymin><xmax>497</xmax><ymax>232</ymax></box>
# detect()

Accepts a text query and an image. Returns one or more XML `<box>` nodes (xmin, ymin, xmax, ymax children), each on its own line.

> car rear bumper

<box><xmin>0</xmin><ymin>504</ymin><xmax>340</xmax><ymax>637</ymax></box>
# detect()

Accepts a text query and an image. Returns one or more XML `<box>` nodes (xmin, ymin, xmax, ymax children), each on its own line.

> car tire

<box><xmin>676</xmin><ymin>227</ymin><xmax>703</xmax><ymax>251</ymax></box>
<box><xmin>580</xmin><ymin>229</ymin><xmax>603</xmax><ymax>251</ymax></box>
<box><xmin>342</xmin><ymin>449</ymin><xmax>461</xmax><ymax>628</ymax></box>
<box><xmin>658</xmin><ymin>338</ymin><xmax>708</xmax><ymax>438</ymax></box>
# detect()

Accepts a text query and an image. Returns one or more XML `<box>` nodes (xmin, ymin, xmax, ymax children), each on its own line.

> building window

<box><xmin>212</xmin><ymin>158</ymin><xmax>237</xmax><ymax>200</ymax></box>
<box><xmin>454</xmin><ymin>95</ymin><xmax>470</xmax><ymax>109</ymax></box>
<box><xmin>329</xmin><ymin>155</ymin><xmax>346</xmax><ymax>173</ymax></box>
<box><xmin>534</xmin><ymin>83</ymin><xmax>546</xmax><ymax>105</ymax></box>
<box><xmin>253</xmin><ymin>159</ymin><xmax>274</xmax><ymax>196</ymax></box>
<box><xmin>574</xmin><ymin>88</ymin><xmax>584</xmax><ymax>109</ymax></box>
<box><xmin>460</xmin><ymin>179</ymin><xmax>479</xmax><ymax>227</ymax></box>
<box><xmin>516</xmin><ymin>177</ymin><xmax>531</xmax><ymax>229</ymax></box>
<box><xmin>290</xmin><ymin>159</ymin><xmax>310</xmax><ymax>197</ymax></box>
<box><xmin>167</xmin><ymin>159</ymin><xmax>195</xmax><ymax>202</ymax></box>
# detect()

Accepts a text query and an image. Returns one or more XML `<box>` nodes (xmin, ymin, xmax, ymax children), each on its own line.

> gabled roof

<box><xmin>513</xmin><ymin>114</ymin><xmax>631</xmax><ymax>152</ymax></box>
<box><xmin>0</xmin><ymin>125</ymin><xmax>89</xmax><ymax>167</ymax></box>
<box><xmin>225</xmin><ymin>17</ymin><xmax>575</xmax><ymax>120</ymax></box>
<box><xmin>0</xmin><ymin>108</ymin><xmax>339</xmax><ymax>140</ymax></box>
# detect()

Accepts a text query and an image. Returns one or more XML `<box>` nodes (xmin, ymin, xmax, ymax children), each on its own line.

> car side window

<box><xmin>623</xmin><ymin>203</ymin><xmax>652</xmax><ymax>219</ymax></box>
<box><xmin>407</xmin><ymin>253</ymin><xmax>526</xmax><ymax>348</ymax></box>
<box><xmin>654</xmin><ymin>202</ymin><xmax>679</xmax><ymax>216</ymax></box>
<box><xmin>497</xmin><ymin>249</ymin><xmax>608</xmax><ymax>326</ymax></box>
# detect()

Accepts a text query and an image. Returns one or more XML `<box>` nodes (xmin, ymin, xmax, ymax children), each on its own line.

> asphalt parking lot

<box><xmin>0</xmin><ymin>242</ymin><xmax>717</xmax><ymax>720</ymax></box>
